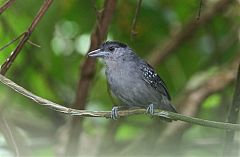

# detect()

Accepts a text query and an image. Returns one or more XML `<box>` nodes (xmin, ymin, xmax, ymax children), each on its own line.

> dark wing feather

<box><xmin>139</xmin><ymin>61</ymin><xmax>171</xmax><ymax>100</ymax></box>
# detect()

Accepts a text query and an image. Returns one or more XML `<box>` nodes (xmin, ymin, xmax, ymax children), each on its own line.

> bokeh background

<box><xmin>0</xmin><ymin>0</ymin><xmax>239</xmax><ymax>156</ymax></box>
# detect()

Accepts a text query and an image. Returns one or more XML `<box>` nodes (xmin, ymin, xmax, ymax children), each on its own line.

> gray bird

<box><xmin>88</xmin><ymin>41</ymin><xmax>177</xmax><ymax>120</ymax></box>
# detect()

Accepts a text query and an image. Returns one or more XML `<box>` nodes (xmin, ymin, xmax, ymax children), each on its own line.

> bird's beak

<box><xmin>88</xmin><ymin>49</ymin><xmax>108</xmax><ymax>58</ymax></box>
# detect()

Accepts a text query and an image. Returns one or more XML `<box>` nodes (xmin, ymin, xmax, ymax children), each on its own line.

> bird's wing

<box><xmin>139</xmin><ymin>61</ymin><xmax>171</xmax><ymax>100</ymax></box>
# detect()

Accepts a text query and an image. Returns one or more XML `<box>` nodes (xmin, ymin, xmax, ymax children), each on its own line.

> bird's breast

<box><xmin>105</xmin><ymin>62</ymin><xmax>137</xmax><ymax>101</ymax></box>
<box><xmin>106</xmin><ymin>63</ymin><xmax>135</xmax><ymax>92</ymax></box>
<box><xmin>105</xmin><ymin>62</ymin><xmax>158</xmax><ymax>106</ymax></box>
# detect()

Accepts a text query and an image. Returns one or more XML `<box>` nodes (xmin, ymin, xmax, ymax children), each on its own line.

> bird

<box><xmin>88</xmin><ymin>41</ymin><xmax>177</xmax><ymax>121</ymax></box>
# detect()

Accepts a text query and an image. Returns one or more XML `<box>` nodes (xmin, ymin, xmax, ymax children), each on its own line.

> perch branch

<box><xmin>0</xmin><ymin>74</ymin><xmax>239</xmax><ymax>131</ymax></box>
<box><xmin>0</xmin><ymin>0</ymin><xmax>53</xmax><ymax>75</ymax></box>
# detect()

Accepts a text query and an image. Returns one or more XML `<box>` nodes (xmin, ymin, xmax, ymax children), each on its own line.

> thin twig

<box><xmin>0</xmin><ymin>32</ymin><xmax>25</xmax><ymax>52</ymax></box>
<box><xmin>91</xmin><ymin>0</ymin><xmax>102</xmax><ymax>31</ymax></box>
<box><xmin>0</xmin><ymin>116</ymin><xmax>19</xmax><ymax>157</ymax></box>
<box><xmin>0</xmin><ymin>33</ymin><xmax>42</xmax><ymax>51</ymax></box>
<box><xmin>223</xmin><ymin>63</ymin><xmax>240</xmax><ymax>156</ymax></box>
<box><xmin>2</xmin><ymin>118</ymin><xmax>19</xmax><ymax>157</ymax></box>
<box><xmin>197</xmin><ymin>0</ymin><xmax>203</xmax><ymax>20</ymax></box>
<box><xmin>27</xmin><ymin>40</ymin><xmax>41</xmax><ymax>48</ymax></box>
<box><xmin>0</xmin><ymin>0</ymin><xmax>16</xmax><ymax>15</ymax></box>
<box><xmin>130</xmin><ymin>0</ymin><xmax>142</xmax><ymax>40</ymax></box>
<box><xmin>0</xmin><ymin>74</ymin><xmax>239</xmax><ymax>131</ymax></box>
<box><xmin>0</xmin><ymin>0</ymin><xmax>53</xmax><ymax>75</ymax></box>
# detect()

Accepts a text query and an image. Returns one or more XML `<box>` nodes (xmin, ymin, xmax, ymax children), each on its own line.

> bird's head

<box><xmin>88</xmin><ymin>41</ymin><xmax>136</xmax><ymax>62</ymax></box>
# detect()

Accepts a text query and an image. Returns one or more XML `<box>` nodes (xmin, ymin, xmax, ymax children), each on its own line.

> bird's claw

<box><xmin>146</xmin><ymin>104</ymin><xmax>155</xmax><ymax>116</ymax></box>
<box><xmin>159</xmin><ymin>111</ymin><xmax>171</xmax><ymax>119</ymax></box>
<box><xmin>147</xmin><ymin>106</ymin><xmax>172</xmax><ymax>122</ymax></box>
<box><xmin>110</xmin><ymin>106</ymin><xmax>120</xmax><ymax>120</ymax></box>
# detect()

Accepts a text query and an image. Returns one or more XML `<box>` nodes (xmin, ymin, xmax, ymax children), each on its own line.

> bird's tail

<box><xmin>160</xmin><ymin>104</ymin><xmax>177</xmax><ymax>122</ymax></box>
<box><xmin>169</xmin><ymin>103</ymin><xmax>178</xmax><ymax>113</ymax></box>
<box><xmin>162</xmin><ymin>96</ymin><xmax>178</xmax><ymax>113</ymax></box>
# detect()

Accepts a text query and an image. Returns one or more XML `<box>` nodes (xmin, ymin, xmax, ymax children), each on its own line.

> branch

<box><xmin>0</xmin><ymin>74</ymin><xmax>239</xmax><ymax>131</ymax></box>
<box><xmin>0</xmin><ymin>0</ymin><xmax>53</xmax><ymax>75</ymax></box>
<box><xmin>148</xmin><ymin>0</ymin><xmax>233</xmax><ymax>66</ymax></box>
<box><xmin>130</xmin><ymin>0</ymin><xmax>142</xmax><ymax>40</ymax></box>
<box><xmin>65</xmin><ymin>0</ymin><xmax>117</xmax><ymax>155</ymax></box>
<box><xmin>223</xmin><ymin>63</ymin><xmax>240</xmax><ymax>156</ymax></box>
<box><xmin>0</xmin><ymin>0</ymin><xmax>16</xmax><ymax>15</ymax></box>
<box><xmin>197</xmin><ymin>0</ymin><xmax>203</xmax><ymax>20</ymax></box>
<box><xmin>0</xmin><ymin>1</ymin><xmax>52</xmax><ymax>155</ymax></box>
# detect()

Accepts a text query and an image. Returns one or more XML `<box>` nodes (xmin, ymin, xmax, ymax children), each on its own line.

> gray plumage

<box><xmin>88</xmin><ymin>41</ymin><xmax>177</xmax><ymax>119</ymax></box>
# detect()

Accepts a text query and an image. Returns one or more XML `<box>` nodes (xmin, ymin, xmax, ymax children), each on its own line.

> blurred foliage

<box><xmin>0</xmin><ymin>0</ymin><xmax>239</xmax><ymax>156</ymax></box>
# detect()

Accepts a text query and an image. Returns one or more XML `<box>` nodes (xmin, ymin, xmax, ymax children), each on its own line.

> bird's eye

<box><xmin>108</xmin><ymin>47</ymin><xmax>115</xmax><ymax>52</ymax></box>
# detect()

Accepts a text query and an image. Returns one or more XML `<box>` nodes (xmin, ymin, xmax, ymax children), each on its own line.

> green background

<box><xmin>0</xmin><ymin>0</ymin><xmax>239</xmax><ymax>156</ymax></box>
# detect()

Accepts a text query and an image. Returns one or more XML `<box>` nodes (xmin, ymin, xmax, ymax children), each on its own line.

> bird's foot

<box><xmin>110</xmin><ymin>106</ymin><xmax>120</xmax><ymax>120</ymax></box>
<box><xmin>159</xmin><ymin>111</ymin><xmax>170</xmax><ymax>118</ymax></box>
<box><xmin>146</xmin><ymin>103</ymin><xmax>155</xmax><ymax>116</ymax></box>
<box><xmin>110</xmin><ymin>106</ymin><xmax>132</xmax><ymax>120</ymax></box>
<box><xmin>146</xmin><ymin>104</ymin><xmax>172</xmax><ymax>122</ymax></box>
<box><xmin>159</xmin><ymin>111</ymin><xmax>172</xmax><ymax>122</ymax></box>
